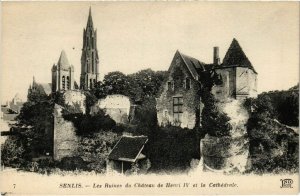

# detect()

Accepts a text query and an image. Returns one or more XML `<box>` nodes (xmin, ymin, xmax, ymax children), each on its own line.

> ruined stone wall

<box><xmin>53</xmin><ymin>104</ymin><xmax>78</xmax><ymax>161</ymax></box>
<box><xmin>200</xmin><ymin>99</ymin><xmax>250</xmax><ymax>173</ymax></box>
<box><xmin>156</xmin><ymin>55</ymin><xmax>201</xmax><ymax>129</ymax></box>
<box><xmin>90</xmin><ymin>94</ymin><xmax>131</xmax><ymax>124</ymax></box>
<box><xmin>53</xmin><ymin>90</ymin><xmax>86</xmax><ymax>161</ymax></box>
<box><xmin>63</xmin><ymin>90</ymin><xmax>86</xmax><ymax>114</ymax></box>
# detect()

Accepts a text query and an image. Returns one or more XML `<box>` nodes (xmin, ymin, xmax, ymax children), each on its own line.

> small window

<box><xmin>185</xmin><ymin>78</ymin><xmax>191</xmax><ymax>90</ymax></box>
<box><xmin>167</xmin><ymin>81</ymin><xmax>174</xmax><ymax>90</ymax></box>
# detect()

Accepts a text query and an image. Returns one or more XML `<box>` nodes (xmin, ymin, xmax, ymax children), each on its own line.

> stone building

<box><xmin>156</xmin><ymin>38</ymin><xmax>258</xmax><ymax>129</ymax></box>
<box><xmin>212</xmin><ymin>39</ymin><xmax>257</xmax><ymax>100</ymax></box>
<box><xmin>51</xmin><ymin>50</ymin><xmax>75</xmax><ymax>92</ymax></box>
<box><xmin>80</xmin><ymin>8</ymin><xmax>100</xmax><ymax>90</ymax></box>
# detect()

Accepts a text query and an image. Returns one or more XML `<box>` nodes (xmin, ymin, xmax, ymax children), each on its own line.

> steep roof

<box><xmin>108</xmin><ymin>135</ymin><xmax>148</xmax><ymax>163</ymax></box>
<box><xmin>221</xmin><ymin>38</ymin><xmax>257</xmax><ymax>73</ymax></box>
<box><xmin>38</xmin><ymin>83</ymin><xmax>52</xmax><ymax>95</ymax></box>
<box><xmin>177</xmin><ymin>51</ymin><xmax>208</xmax><ymax>80</ymax></box>
<box><xmin>57</xmin><ymin>50</ymin><xmax>70</xmax><ymax>68</ymax></box>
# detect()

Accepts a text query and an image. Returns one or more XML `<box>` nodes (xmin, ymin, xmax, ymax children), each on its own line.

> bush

<box><xmin>246</xmin><ymin>95</ymin><xmax>299</xmax><ymax>174</ymax></box>
<box><xmin>59</xmin><ymin>157</ymin><xmax>87</xmax><ymax>171</ymax></box>
<box><xmin>129</xmin><ymin>96</ymin><xmax>158</xmax><ymax>137</ymax></box>
<box><xmin>1</xmin><ymin>135</ymin><xmax>26</xmax><ymax>168</ymax></box>
<box><xmin>76</xmin><ymin>132</ymin><xmax>120</xmax><ymax>173</ymax></box>
<box><xmin>147</xmin><ymin>126</ymin><xmax>200</xmax><ymax>172</ymax></box>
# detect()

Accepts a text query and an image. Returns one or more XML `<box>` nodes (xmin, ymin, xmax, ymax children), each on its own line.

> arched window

<box><xmin>62</xmin><ymin>76</ymin><xmax>65</xmax><ymax>90</ymax></box>
<box><xmin>66</xmin><ymin>76</ymin><xmax>70</xmax><ymax>90</ymax></box>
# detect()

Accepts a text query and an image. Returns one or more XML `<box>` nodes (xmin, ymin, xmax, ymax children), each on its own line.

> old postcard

<box><xmin>0</xmin><ymin>1</ymin><xmax>299</xmax><ymax>195</ymax></box>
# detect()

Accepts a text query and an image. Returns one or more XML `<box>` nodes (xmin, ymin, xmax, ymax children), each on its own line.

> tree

<box><xmin>201</xmin><ymin>90</ymin><xmax>232</xmax><ymax>137</ymax></box>
<box><xmin>199</xmin><ymin>69</ymin><xmax>232</xmax><ymax>137</ymax></box>
<box><xmin>246</xmin><ymin>95</ymin><xmax>299</xmax><ymax>173</ymax></box>
<box><xmin>128</xmin><ymin>69</ymin><xmax>168</xmax><ymax>101</ymax></box>
<box><xmin>102</xmin><ymin>71</ymin><xmax>130</xmax><ymax>96</ymax></box>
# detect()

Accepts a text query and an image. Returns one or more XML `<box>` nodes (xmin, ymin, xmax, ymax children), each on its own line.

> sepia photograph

<box><xmin>0</xmin><ymin>1</ymin><xmax>299</xmax><ymax>195</ymax></box>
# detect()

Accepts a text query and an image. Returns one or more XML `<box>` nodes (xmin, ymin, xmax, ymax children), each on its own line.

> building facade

<box><xmin>51</xmin><ymin>50</ymin><xmax>75</xmax><ymax>92</ymax></box>
<box><xmin>80</xmin><ymin>8</ymin><xmax>100</xmax><ymax>90</ymax></box>
<box><xmin>156</xmin><ymin>38</ymin><xmax>258</xmax><ymax>129</ymax></box>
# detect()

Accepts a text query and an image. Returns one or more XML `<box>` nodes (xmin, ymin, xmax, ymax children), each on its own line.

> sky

<box><xmin>1</xmin><ymin>2</ymin><xmax>299</xmax><ymax>102</ymax></box>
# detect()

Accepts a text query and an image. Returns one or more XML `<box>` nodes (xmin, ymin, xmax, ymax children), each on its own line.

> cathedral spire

<box><xmin>80</xmin><ymin>7</ymin><xmax>99</xmax><ymax>90</ymax></box>
<box><xmin>86</xmin><ymin>6</ymin><xmax>93</xmax><ymax>29</ymax></box>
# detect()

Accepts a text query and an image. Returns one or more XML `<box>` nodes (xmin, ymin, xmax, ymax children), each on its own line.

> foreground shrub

<box><xmin>246</xmin><ymin>96</ymin><xmax>299</xmax><ymax>174</ymax></box>
<box><xmin>1</xmin><ymin>135</ymin><xmax>26</xmax><ymax>168</ymax></box>
<box><xmin>59</xmin><ymin>157</ymin><xmax>87</xmax><ymax>171</ymax></box>
<box><xmin>76</xmin><ymin>131</ymin><xmax>120</xmax><ymax>173</ymax></box>
<box><xmin>147</xmin><ymin>126</ymin><xmax>200</xmax><ymax>172</ymax></box>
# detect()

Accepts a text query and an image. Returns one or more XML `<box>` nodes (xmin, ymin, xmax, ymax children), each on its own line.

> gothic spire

<box><xmin>86</xmin><ymin>6</ymin><xmax>93</xmax><ymax>29</ymax></box>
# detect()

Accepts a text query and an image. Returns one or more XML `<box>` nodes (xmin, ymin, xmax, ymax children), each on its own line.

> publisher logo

<box><xmin>280</xmin><ymin>179</ymin><xmax>293</xmax><ymax>188</ymax></box>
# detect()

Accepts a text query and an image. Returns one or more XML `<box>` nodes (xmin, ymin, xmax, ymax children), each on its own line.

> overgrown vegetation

<box><xmin>62</xmin><ymin>110</ymin><xmax>118</xmax><ymax>136</ymax></box>
<box><xmin>2</xmin><ymin>66</ymin><xmax>298</xmax><ymax>175</ymax></box>
<box><xmin>257</xmin><ymin>84</ymin><xmax>299</xmax><ymax>126</ymax></box>
<box><xmin>245</xmin><ymin>93</ymin><xmax>299</xmax><ymax>174</ymax></box>
<box><xmin>199</xmin><ymin>70</ymin><xmax>232</xmax><ymax>137</ymax></box>
<box><xmin>146</xmin><ymin>126</ymin><xmax>200</xmax><ymax>173</ymax></box>
<box><xmin>91</xmin><ymin>69</ymin><xmax>168</xmax><ymax>102</ymax></box>
<box><xmin>201</xmin><ymin>90</ymin><xmax>232</xmax><ymax>137</ymax></box>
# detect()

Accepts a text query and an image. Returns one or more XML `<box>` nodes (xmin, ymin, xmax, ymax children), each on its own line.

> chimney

<box><xmin>213</xmin><ymin>47</ymin><xmax>220</xmax><ymax>65</ymax></box>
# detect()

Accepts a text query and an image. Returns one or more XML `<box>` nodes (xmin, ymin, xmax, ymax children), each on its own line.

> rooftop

<box><xmin>108</xmin><ymin>135</ymin><xmax>148</xmax><ymax>163</ymax></box>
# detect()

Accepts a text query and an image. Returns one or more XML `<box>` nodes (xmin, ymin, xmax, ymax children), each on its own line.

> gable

<box><xmin>168</xmin><ymin>50</ymin><xmax>207</xmax><ymax>81</ymax></box>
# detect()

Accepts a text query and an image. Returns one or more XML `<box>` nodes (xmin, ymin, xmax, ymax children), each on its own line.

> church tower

<box><xmin>52</xmin><ymin>50</ymin><xmax>74</xmax><ymax>92</ymax></box>
<box><xmin>80</xmin><ymin>7</ymin><xmax>99</xmax><ymax>90</ymax></box>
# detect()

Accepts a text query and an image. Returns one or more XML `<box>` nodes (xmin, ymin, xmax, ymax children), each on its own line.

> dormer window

<box><xmin>185</xmin><ymin>78</ymin><xmax>191</xmax><ymax>90</ymax></box>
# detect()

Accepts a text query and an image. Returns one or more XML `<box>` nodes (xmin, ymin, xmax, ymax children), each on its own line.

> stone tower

<box><xmin>52</xmin><ymin>50</ymin><xmax>74</xmax><ymax>92</ymax></box>
<box><xmin>80</xmin><ymin>7</ymin><xmax>99</xmax><ymax>90</ymax></box>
